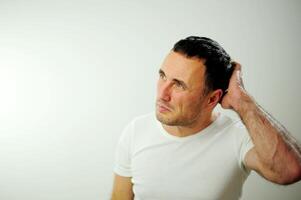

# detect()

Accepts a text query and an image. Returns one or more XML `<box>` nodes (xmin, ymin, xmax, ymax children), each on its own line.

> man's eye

<box><xmin>175</xmin><ymin>82</ymin><xmax>185</xmax><ymax>89</ymax></box>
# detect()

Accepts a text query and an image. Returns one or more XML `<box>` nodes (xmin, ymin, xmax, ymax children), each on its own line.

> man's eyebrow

<box><xmin>158</xmin><ymin>69</ymin><xmax>165</xmax><ymax>75</ymax></box>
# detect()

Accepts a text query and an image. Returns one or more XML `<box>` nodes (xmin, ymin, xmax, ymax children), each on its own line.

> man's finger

<box><xmin>231</xmin><ymin>61</ymin><xmax>242</xmax><ymax>72</ymax></box>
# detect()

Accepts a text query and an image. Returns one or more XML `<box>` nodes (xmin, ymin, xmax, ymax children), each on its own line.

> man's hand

<box><xmin>220</xmin><ymin>62</ymin><xmax>248</xmax><ymax>112</ymax></box>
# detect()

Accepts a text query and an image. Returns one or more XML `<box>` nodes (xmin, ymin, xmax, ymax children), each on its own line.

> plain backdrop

<box><xmin>0</xmin><ymin>0</ymin><xmax>300</xmax><ymax>199</ymax></box>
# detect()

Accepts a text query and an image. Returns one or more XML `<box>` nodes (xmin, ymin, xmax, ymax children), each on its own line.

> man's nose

<box><xmin>158</xmin><ymin>82</ymin><xmax>172</xmax><ymax>102</ymax></box>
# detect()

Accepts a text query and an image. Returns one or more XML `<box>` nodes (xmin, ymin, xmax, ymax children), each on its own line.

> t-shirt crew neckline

<box><xmin>156</xmin><ymin>112</ymin><xmax>224</xmax><ymax>142</ymax></box>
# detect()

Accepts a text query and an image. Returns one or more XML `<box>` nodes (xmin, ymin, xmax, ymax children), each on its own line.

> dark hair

<box><xmin>172</xmin><ymin>36</ymin><xmax>233</xmax><ymax>95</ymax></box>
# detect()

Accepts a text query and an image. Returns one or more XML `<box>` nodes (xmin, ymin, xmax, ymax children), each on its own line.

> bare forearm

<box><xmin>236</xmin><ymin>93</ymin><xmax>301</xmax><ymax>182</ymax></box>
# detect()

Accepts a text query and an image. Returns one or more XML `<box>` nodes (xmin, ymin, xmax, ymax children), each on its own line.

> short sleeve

<box><xmin>113</xmin><ymin>121</ymin><xmax>134</xmax><ymax>177</ymax></box>
<box><xmin>236</xmin><ymin>121</ymin><xmax>254</xmax><ymax>174</ymax></box>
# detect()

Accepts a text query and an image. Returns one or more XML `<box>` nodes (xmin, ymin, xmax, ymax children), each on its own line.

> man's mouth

<box><xmin>157</xmin><ymin>102</ymin><xmax>172</xmax><ymax>112</ymax></box>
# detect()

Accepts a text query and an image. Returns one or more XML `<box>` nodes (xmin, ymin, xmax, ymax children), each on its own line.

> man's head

<box><xmin>156</xmin><ymin>36</ymin><xmax>233</xmax><ymax>126</ymax></box>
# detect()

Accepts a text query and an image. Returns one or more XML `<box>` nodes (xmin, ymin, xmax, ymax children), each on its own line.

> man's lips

<box><xmin>157</xmin><ymin>102</ymin><xmax>172</xmax><ymax>112</ymax></box>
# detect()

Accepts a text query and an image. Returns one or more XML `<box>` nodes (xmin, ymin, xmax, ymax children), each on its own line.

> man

<box><xmin>111</xmin><ymin>36</ymin><xmax>301</xmax><ymax>200</ymax></box>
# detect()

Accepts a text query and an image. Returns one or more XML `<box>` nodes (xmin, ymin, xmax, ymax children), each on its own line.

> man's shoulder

<box><xmin>126</xmin><ymin>112</ymin><xmax>158</xmax><ymax>131</ymax></box>
<box><xmin>119</xmin><ymin>112</ymin><xmax>156</xmax><ymax>142</ymax></box>
<box><xmin>217</xmin><ymin>113</ymin><xmax>250</xmax><ymax>145</ymax></box>
<box><xmin>217</xmin><ymin>112</ymin><xmax>247</xmax><ymax>133</ymax></box>
<box><xmin>121</xmin><ymin>112</ymin><xmax>161</xmax><ymax>144</ymax></box>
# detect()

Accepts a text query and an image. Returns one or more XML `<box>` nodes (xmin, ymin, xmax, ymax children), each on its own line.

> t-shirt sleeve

<box><xmin>113</xmin><ymin>121</ymin><xmax>134</xmax><ymax>177</ymax></box>
<box><xmin>236</xmin><ymin>121</ymin><xmax>254</xmax><ymax>174</ymax></box>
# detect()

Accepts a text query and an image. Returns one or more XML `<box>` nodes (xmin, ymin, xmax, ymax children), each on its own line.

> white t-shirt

<box><xmin>114</xmin><ymin>112</ymin><xmax>254</xmax><ymax>200</ymax></box>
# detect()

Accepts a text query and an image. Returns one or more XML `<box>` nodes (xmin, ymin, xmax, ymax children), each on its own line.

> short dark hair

<box><xmin>172</xmin><ymin>36</ymin><xmax>233</xmax><ymax>95</ymax></box>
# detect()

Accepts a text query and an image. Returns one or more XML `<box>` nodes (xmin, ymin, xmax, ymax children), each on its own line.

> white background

<box><xmin>0</xmin><ymin>0</ymin><xmax>300</xmax><ymax>199</ymax></box>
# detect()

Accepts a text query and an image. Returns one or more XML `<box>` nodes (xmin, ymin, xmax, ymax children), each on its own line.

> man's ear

<box><xmin>207</xmin><ymin>89</ymin><xmax>223</xmax><ymax>107</ymax></box>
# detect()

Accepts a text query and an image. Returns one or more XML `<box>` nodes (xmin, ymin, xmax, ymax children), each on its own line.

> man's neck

<box><xmin>162</xmin><ymin>113</ymin><xmax>218</xmax><ymax>137</ymax></box>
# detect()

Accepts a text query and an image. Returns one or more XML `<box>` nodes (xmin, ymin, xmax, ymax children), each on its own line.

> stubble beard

<box><xmin>155</xmin><ymin>102</ymin><xmax>203</xmax><ymax>127</ymax></box>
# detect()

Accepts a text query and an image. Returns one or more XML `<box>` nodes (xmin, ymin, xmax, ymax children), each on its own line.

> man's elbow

<box><xmin>276</xmin><ymin>164</ymin><xmax>301</xmax><ymax>185</ymax></box>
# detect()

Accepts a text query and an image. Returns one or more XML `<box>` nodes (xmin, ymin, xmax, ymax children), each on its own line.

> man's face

<box><xmin>156</xmin><ymin>51</ymin><xmax>210</xmax><ymax>126</ymax></box>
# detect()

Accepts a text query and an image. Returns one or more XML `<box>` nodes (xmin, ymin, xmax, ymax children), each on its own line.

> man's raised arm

<box><xmin>221</xmin><ymin>62</ymin><xmax>301</xmax><ymax>185</ymax></box>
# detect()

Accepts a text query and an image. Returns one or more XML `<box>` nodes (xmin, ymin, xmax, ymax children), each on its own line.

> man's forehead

<box><xmin>161</xmin><ymin>51</ymin><xmax>205</xmax><ymax>78</ymax></box>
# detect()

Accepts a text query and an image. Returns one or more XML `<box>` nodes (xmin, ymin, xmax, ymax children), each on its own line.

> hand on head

<box><xmin>220</xmin><ymin>61</ymin><xmax>246</xmax><ymax>110</ymax></box>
